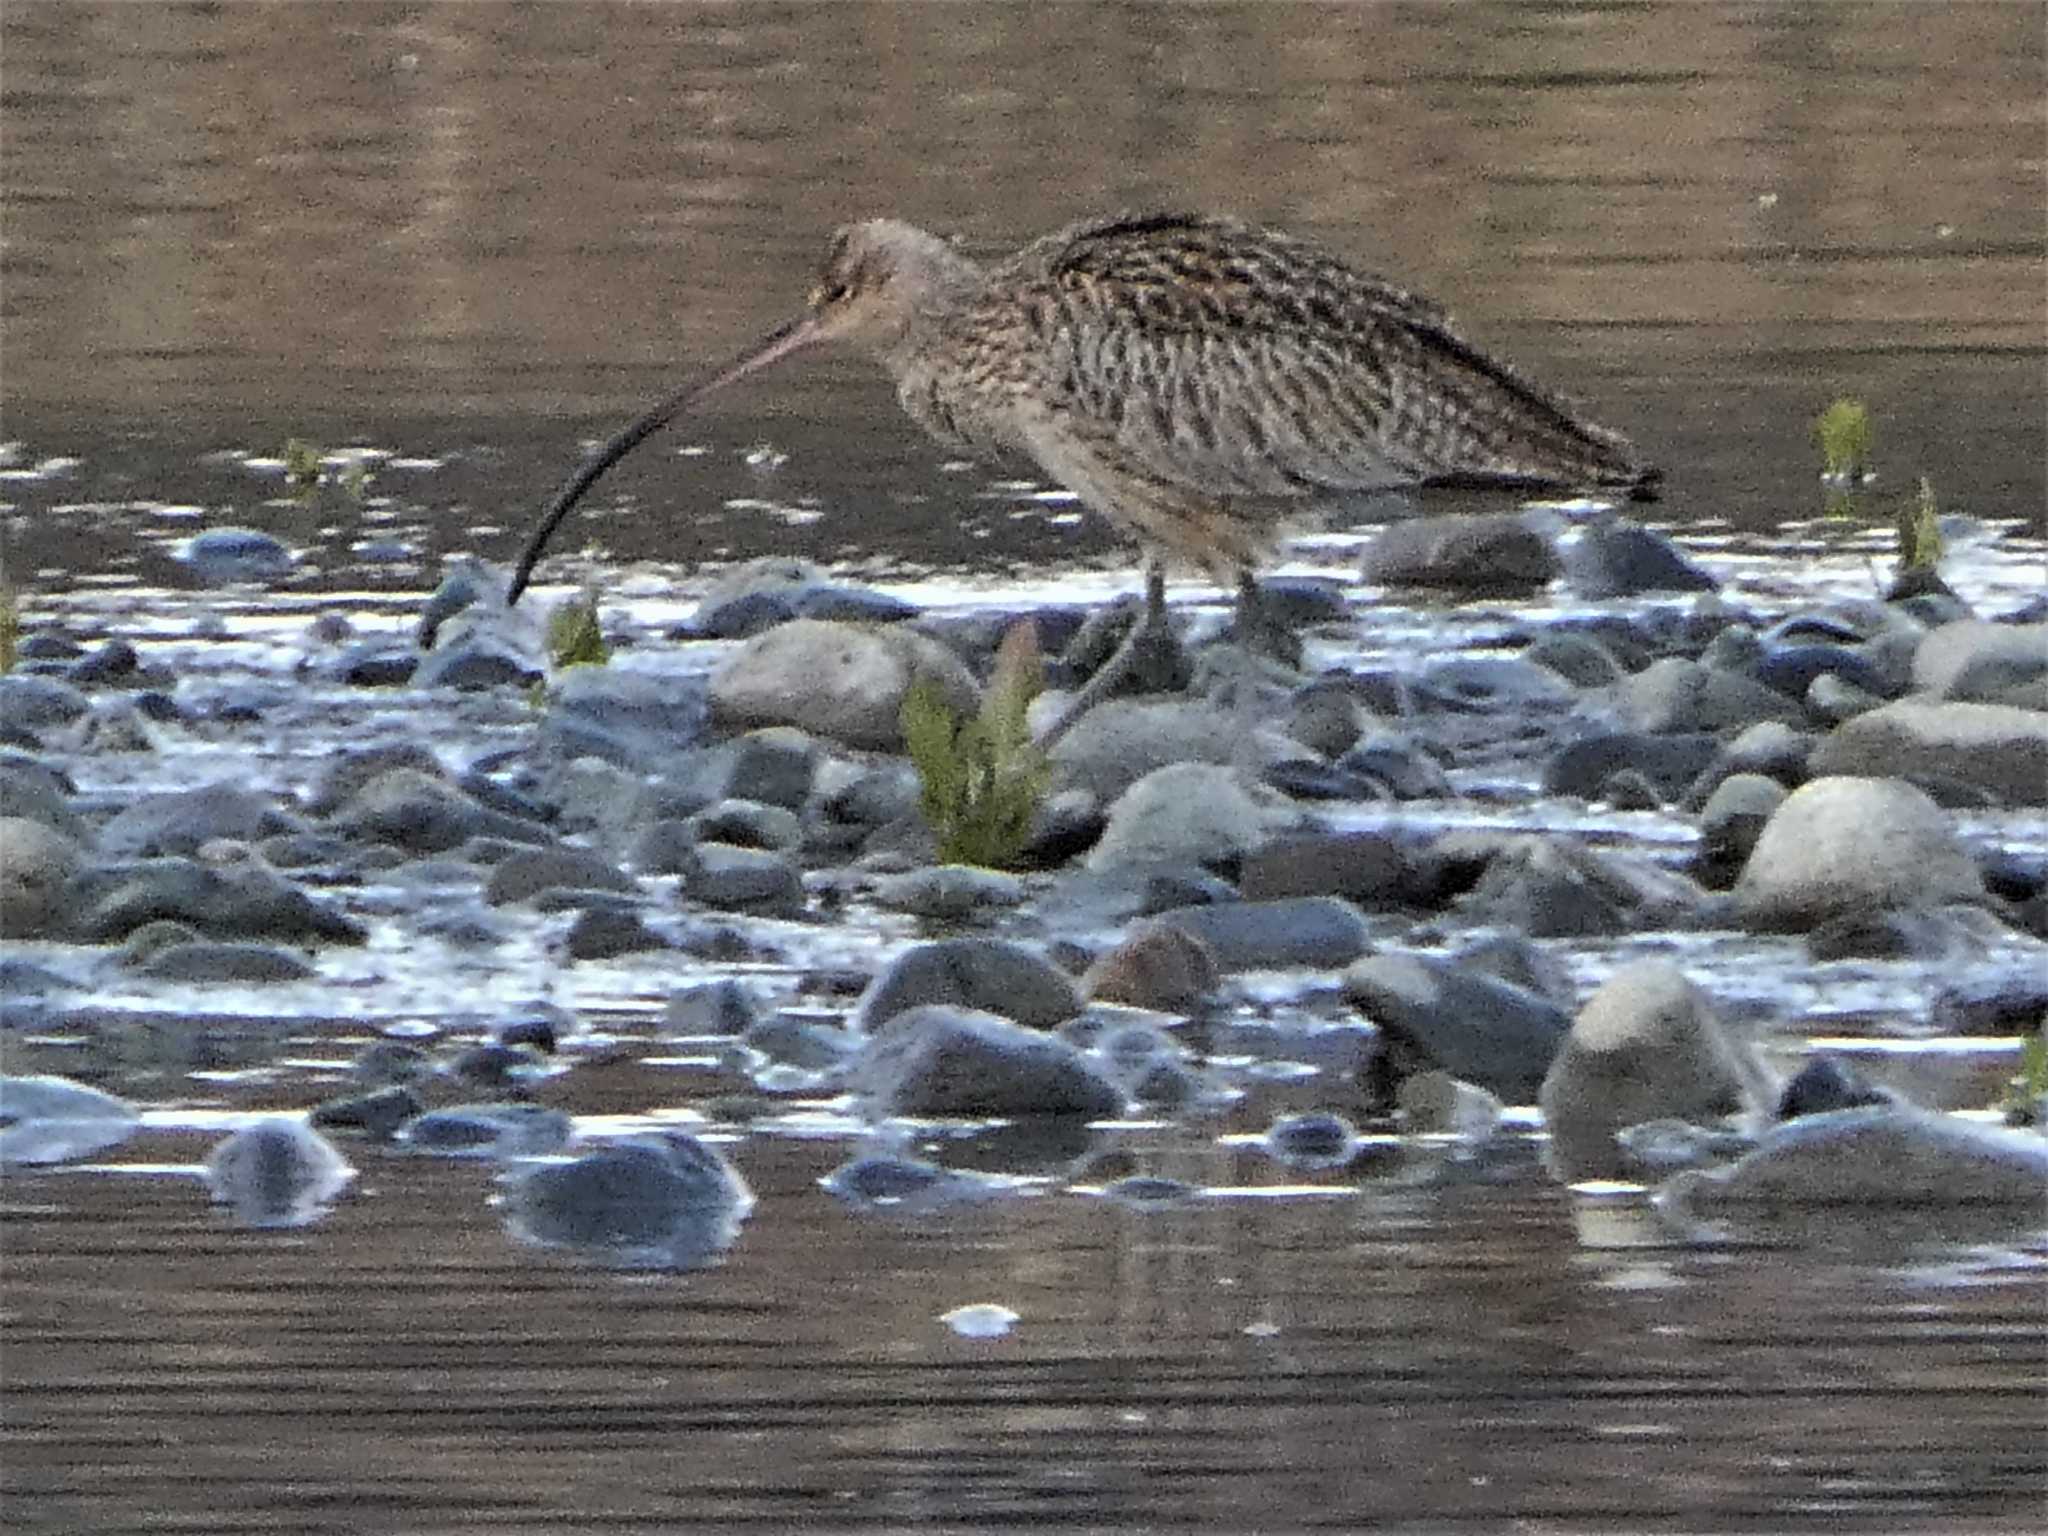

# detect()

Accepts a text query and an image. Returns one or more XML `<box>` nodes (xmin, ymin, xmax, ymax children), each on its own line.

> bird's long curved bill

<box><xmin>505</xmin><ymin>312</ymin><xmax>824</xmax><ymax>604</ymax></box>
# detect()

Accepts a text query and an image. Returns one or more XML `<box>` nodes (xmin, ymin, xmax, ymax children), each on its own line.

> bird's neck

<box><xmin>876</xmin><ymin>243</ymin><xmax>985</xmax><ymax>375</ymax></box>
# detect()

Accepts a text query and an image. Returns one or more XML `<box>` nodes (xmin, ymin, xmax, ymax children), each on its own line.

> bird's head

<box><xmin>801</xmin><ymin>219</ymin><xmax>981</xmax><ymax>359</ymax></box>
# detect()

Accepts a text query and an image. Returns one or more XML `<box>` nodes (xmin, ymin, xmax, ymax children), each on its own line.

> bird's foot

<box><xmin>1223</xmin><ymin>574</ymin><xmax>1304</xmax><ymax>670</ymax></box>
<box><xmin>1036</xmin><ymin>600</ymin><xmax>1191</xmax><ymax>748</ymax></box>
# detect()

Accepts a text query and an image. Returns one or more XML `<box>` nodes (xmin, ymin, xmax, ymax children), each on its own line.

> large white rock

<box><xmin>708</xmin><ymin>619</ymin><xmax>979</xmax><ymax>751</ymax></box>
<box><xmin>1540</xmin><ymin>960</ymin><xmax>1763</xmax><ymax>1181</ymax></box>
<box><xmin>1809</xmin><ymin>698</ymin><xmax>2048</xmax><ymax>806</ymax></box>
<box><xmin>1085</xmin><ymin>762</ymin><xmax>1293</xmax><ymax>872</ymax></box>
<box><xmin>1732</xmin><ymin>775</ymin><xmax>1987</xmax><ymax>930</ymax></box>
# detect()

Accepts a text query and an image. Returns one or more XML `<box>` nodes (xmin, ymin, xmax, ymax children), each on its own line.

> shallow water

<box><xmin>4</xmin><ymin>5</ymin><xmax>2047</xmax><ymax>1532</ymax></box>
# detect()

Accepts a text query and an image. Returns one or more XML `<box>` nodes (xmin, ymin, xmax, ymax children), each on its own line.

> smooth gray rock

<box><xmin>1733</xmin><ymin>776</ymin><xmax>1986</xmax><ymax>931</ymax></box>
<box><xmin>182</xmin><ymin>526</ymin><xmax>294</xmax><ymax>584</ymax></box>
<box><xmin>330</xmin><ymin>767</ymin><xmax>549</xmax><ymax>855</ymax></box>
<box><xmin>1546</xmin><ymin>732</ymin><xmax>1722</xmax><ymax>801</ymax></box>
<box><xmin>855</xmin><ymin>937</ymin><xmax>1083</xmax><ymax>1033</ymax></box>
<box><xmin>564</xmin><ymin>906</ymin><xmax>671</xmax><ymax>960</ymax></box>
<box><xmin>398</xmin><ymin>1103</ymin><xmax>573</xmax><ymax>1159</ymax></box>
<box><xmin>1612</xmin><ymin>657</ymin><xmax>1809</xmax><ymax>735</ymax></box>
<box><xmin>535</xmin><ymin>667</ymin><xmax>710</xmax><ymax>772</ymax></box>
<box><xmin>1239</xmin><ymin>829</ymin><xmax>1412</xmax><ymax>906</ymax></box>
<box><xmin>1562</xmin><ymin>519</ymin><xmax>1717</xmax><ymax>598</ymax></box>
<box><xmin>135</xmin><ymin>940</ymin><xmax>316</xmax><ymax>984</ymax></box>
<box><xmin>503</xmin><ymin>1133</ymin><xmax>753</xmax><ymax>1267</ymax></box>
<box><xmin>1360</xmin><ymin>512</ymin><xmax>1557</xmax><ymax>595</ymax></box>
<box><xmin>1455</xmin><ymin>836</ymin><xmax>1702</xmax><ymax>937</ymax></box>
<box><xmin>99</xmin><ymin>784</ymin><xmax>296</xmax><ymax>859</ymax></box>
<box><xmin>707</xmin><ymin>619</ymin><xmax>977</xmax><ymax>750</ymax></box>
<box><xmin>485</xmin><ymin>846</ymin><xmax>634</xmax><ymax>905</ymax></box>
<box><xmin>0</xmin><ymin>675</ymin><xmax>91</xmax><ymax>732</ymax></box>
<box><xmin>1149</xmin><ymin>895</ymin><xmax>1370</xmax><ymax>970</ymax></box>
<box><xmin>1913</xmin><ymin>620</ymin><xmax>2048</xmax><ymax>702</ymax></box>
<box><xmin>1086</xmin><ymin>762</ymin><xmax>1292</xmax><ymax>872</ymax></box>
<box><xmin>1049</xmin><ymin>698</ymin><xmax>1292</xmax><ymax>804</ymax></box>
<box><xmin>1342</xmin><ymin>951</ymin><xmax>1572</xmax><ymax>1103</ymax></box>
<box><xmin>665</xmin><ymin>978</ymin><xmax>761</xmax><ymax>1037</ymax></box>
<box><xmin>1540</xmin><ymin>961</ymin><xmax>1762</xmax><ymax>1182</ymax></box>
<box><xmin>66</xmin><ymin>856</ymin><xmax>366</xmax><ymax>945</ymax></box>
<box><xmin>205</xmin><ymin>1118</ymin><xmax>353</xmax><ymax>1228</ymax></box>
<box><xmin>1810</xmin><ymin>698</ymin><xmax>2048</xmax><ymax>806</ymax></box>
<box><xmin>869</xmin><ymin>864</ymin><xmax>1028</xmax><ymax>920</ymax></box>
<box><xmin>851</xmin><ymin>1003</ymin><xmax>1125</xmax><ymax>1119</ymax></box>
<box><xmin>680</xmin><ymin>842</ymin><xmax>805</xmax><ymax>917</ymax></box>
<box><xmin>1660</xmin><ymin>1104</ymin><xmax>2048</xmax><ymax>1206</ymax></box>
<box><xmin>687</xmin><ymin>798</ymin><xmax>802</xmax><ymax>852</ymax></box>
<box><xmin>0</xmin><ymin>815</ymin><xmax>84</xmax><ymax>938</ymax></box>
<box><xmin>1522</xmin><ymin>630</ymin><xmax>1628</xmax><ymax>688</ymax></box>
<box><xmin>0</xmin><ymin>1074</ymin><xmax>139</xmax><ymax>1165</ymax></box>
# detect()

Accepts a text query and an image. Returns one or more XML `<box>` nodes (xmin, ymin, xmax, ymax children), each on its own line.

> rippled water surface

<box><xmin>4</xmin><ymin>4</ymin><xmax>2047</xmax><ymax>1533</ymax></box>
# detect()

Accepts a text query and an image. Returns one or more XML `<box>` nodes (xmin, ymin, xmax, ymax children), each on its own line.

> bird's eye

<box><xmin>821</xmin><ymin>281</ymin><xmax>850</xmax><ymax>305</ymax></box>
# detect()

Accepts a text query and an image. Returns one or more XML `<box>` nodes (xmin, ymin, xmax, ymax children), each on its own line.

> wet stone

<box><xmin>1082</xmin><ymin>922</ymin><xmax>1220</xmax><ymax>1013</ymax></box>
<box><xmin>1561</xmin><ymin>519</ymin><xmax>1717</xmax><ymax>598</ymax></box>
<box><xmin>352</xmin><ymin>1040</ymin><xmax>433</xmax><ymax>1087</ymax></box>
<box><xmin>0</xmin><ymin>675</ymin><xmax>92</xmax><ymax>732</ymax></box>
<box><xmin>134</xmin><ymin>940</ymin><xmax>317</xmax><ymax>984</ymax></box>
<box><xmin>1539</xmin><ymin>960</ymin><xmax>1762</xmax><ymax>1182</ymax></box>
<box><xmin>564</xmin><ymin>906</ymin><xmax>671</xmax><ymax>960</ymax></box>
<box><xmin>869</xmin><ymin>864</ymin><xmax>1028</xmax><ymax>921</ymax></box>
<box><xmin>1545</xmin><ymin>731</ymin><xmax>1722</xmax><ymax>802</ymax></box>
<box><xmin>309</xmin><ymin>1084</ymin><xmax>425</xmax><ymax>1141</ymax></box>
<box><xmin>665</xmin><ymin>979</ymin><xmax>762</xmax><ymax>1037</ymax></box>
<box><xmin>852</xmin><ymin>1003</ymin><xmax>1126</xmax><ymax>1120</ymax></box>
<box><xmin>1776</xmin><ymin>1054</ymin><xmax>1894</xmax><ymax>1120</ymax></box>
<box><xmin>503</xmin><ymin>1132</ymin><xmax>754</xmax><ymax>1267</ymax></box>
<box><xmin>485</xmin><ymin>846</ymin><xmax>633</xmax><ymax>906</ymax></box>
<box><xmin>1521</xmin><ymin>629</ymin><xmax>1628</xmax><ymax>689</ymax></box>
<box><xmin>1262</xmin><ymin>1110</ymin><xmax>1361</xmax><ymax>1170</ymax></box>
<box><xmin>686</xmin><ymin>798</ymin><xmax>802</xmax><ymax>852</ymax></box>
<box><xmin>680</xmin><ymin>842</ymin><xmax>805</xmax><ymax>917</ymax></box>
<box><xmin>181</xmin><ymin>526</ymin><xmax>295</xmax><ymax>585</ymax></box>
<box><xmin>1360</xmin><ymin>511</ymin><xmax>1557</xmax><ymax>596</ymax></box>
<box><xmin>205</xmin><ymin>1118</ymin><xmax>353</xmax><ymax>1228</ymax></box>
<box><xmin>399</xmin><ymin>1102</ymin><xmax>574</xmax><ymax>1158</ymax></box>
<box><xmin>99</xmin><ymin>784</ymin><xmax>298</xmax><ymax>859</ymax></box>
<box><xmin>1148</xmin><ymin>895</ymin><xmax>1370</xmax><ymax>971</ymax></box>
<box><xmin>1733</xmin><ymin>775</ymin><xmax>1987</xmax><ymax>932</ymax></box>
<box><xmin>855</xmin><ymin>937</ymin><xmax>1083</xmax><ymax>1033</ymax></box>
<box><xmin>1660</xmin><ymin>1104</ymin><xmax>2048</xmax><ymax>1208</ymax></box>
<box><xmin>1343</xmin><ymin>951</ymin><xmax>1571</xmax><ymax>1105</ymax></box>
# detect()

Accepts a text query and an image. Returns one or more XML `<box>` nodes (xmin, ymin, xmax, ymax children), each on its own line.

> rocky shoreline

<box><xmin>4</xmin><ymin>510</ymin><xmax>2045</xmax><ymax>1262</ymax></box>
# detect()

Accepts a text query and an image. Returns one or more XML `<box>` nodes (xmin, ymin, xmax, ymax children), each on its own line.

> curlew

<box><xmin>507</xmin><ymin>212</ymin><xmax>1658</xmax><ymax>736</ymax></box>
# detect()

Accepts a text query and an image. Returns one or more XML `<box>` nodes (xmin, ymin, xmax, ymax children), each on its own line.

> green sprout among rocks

<box><xmin>283</xmin><ymin>438</ymin><xmax>325</xmax><ymax>497</ymax></box>
<box><xmin>1886</xmin><ymin>476</ymin><xmax>1955</xmax><ymax>601</ymax></box>
<box><xmin>2002</xmin><ymin>1032</ymin><xmax>2048</xmax><ymax>1128</ymax></box>
<box><xmin>901</xmin><ymin>621</ymin><xmax>1051</xmax><ymax>870</ymax></box>
<box><xmin>0</xmin><ymin>562</ymin><xmax>18</xmax><ymax>674</ymax></box>
<box><xmin>1814</xmin><ymin>397</ymin><xmax>1873</xmax><ymax>516</ymax></box>
<box><xmin>546</xmin><ymin>592</ymin><xmax>610</xmax><ymax>670</ymax></box>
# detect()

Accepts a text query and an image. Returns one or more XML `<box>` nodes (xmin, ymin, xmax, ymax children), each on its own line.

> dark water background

<box><xmin>3</xmin><ymin>4</ymin><xmax>2046</xmax><ymax>1533</ymax></box>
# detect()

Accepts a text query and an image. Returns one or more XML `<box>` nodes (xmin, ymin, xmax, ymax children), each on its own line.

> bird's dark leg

<box><xmin>1226</xmin><ymin>569</ymin><xmax>1304</xmax><ymax>669</ymax></box>
<box><xmin>1036</xmin><ymin>556</ymin><xmax>1190</xmax><ymax>747</ymax></box>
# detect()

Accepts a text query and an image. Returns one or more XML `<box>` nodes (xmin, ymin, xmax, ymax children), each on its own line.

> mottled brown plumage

<box><xmin>507</xmin><ymin>211</ymin><xmax>1656</xmax><ymax>603</ymax></box>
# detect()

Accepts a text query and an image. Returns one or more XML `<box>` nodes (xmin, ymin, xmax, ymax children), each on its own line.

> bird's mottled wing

<box><xmin>991</xmin><ymin>212</ymin><xmax>1652</xmax><ymax>500</ymax></box>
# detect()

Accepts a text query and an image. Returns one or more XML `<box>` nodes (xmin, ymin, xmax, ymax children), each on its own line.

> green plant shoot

<box><xmin>901</xmin><ymin>621</ymin><xmax>1050</xmax><ymax>870</ymax></box>
<box><xmin>546</xmin><ymin>593</ymin><xmax>610</xmax><ymax>669</ymax></box>
<box><xmin>1897</xmin><ymin>477</ymin><xmax>1944</xmax><ymax>573</ymax></box>
<box><xmin>1814</xmin><ymin>398</ymin><xmax>1872</xmax><ymax>517</ymax></box>
<box><xmin>282</xmin><ymin>438</ymin><xmax>324</xmax><ymax>495</ymax></box>
<box><xmin>0</xmin><ymin>562</ymin><xmax>18</xmax><ymax>675</ymax></box>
